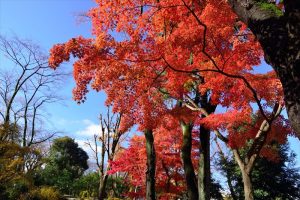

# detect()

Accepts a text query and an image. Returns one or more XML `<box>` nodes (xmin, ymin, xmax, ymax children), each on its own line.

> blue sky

<box><xmin>0</xmin><ymin>0</ymin><xmax>107</xmax><ymax>160</ymax></box>
<box><xmin>1</xmin><ymin>0</ymin><xmax>299</xmax><ymax>168</ymax></box>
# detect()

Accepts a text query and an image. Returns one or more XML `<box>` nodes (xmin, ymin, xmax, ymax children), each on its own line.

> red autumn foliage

<box><xmin>49</xmin><ymin>0</ymin><xmax>293</xmax><ymax>197</ymax></box>
<box><xmin>109</xmin><ymin>116</ymin><xmax>200</xmax><ymax>199</ymax></box>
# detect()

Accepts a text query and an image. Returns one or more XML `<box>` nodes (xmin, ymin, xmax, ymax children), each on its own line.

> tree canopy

<box><xmin>41</xmin><ymin>136</ymin><xmax>89</xmax><ymax>193</ymax></box>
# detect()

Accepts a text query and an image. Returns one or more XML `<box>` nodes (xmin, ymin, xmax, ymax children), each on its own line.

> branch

<box><xmin>246</xmin><ymin>103</ymin><xmax>282</xmax><ymax>170</ymax></box>
<box><xmin>29</xmin><ymin>132</ymin><xmax>57</xmax><ymax>145</ymax></box>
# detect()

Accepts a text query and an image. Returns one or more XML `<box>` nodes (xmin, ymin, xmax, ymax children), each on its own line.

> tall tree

<box><xmin>227</xmin><ymin>0</ymin><xmax>300</xmax><ymax>137</ymax></box>
<box><xmin>48</xmin><ymin>1</ymin><xmax>290</xmax><ymax>199</ymax></box>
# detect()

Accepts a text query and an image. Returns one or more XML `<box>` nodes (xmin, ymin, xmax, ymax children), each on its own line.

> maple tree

<box><xmin>108</xmin><ymin>121</ymin><xmax>198</xmax><ymax>199</ymax></box>
<box><xmin>210</xmin><ymin>107</ymin><xmax>293</xmax><ymax>200</ymax></box>
<box><xmin>226</xmin><ymin>0</ymin><xmax>300</xmax><ymax>138</ymax></box>
<box><xmin>48</xmin><ymin>0</ymin><xmax>294</xmax><ymax>199</ymax></box>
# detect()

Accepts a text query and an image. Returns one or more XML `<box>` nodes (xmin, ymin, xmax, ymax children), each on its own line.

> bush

<box><xmin>38</xmin><ymin>186</ymin><xmax>61</xmax><ymax>200</ymax></box>
<box><xmin>6</xmin><ymin>179</ymin><xmax>30</xmax><ymax>200</ymax></box>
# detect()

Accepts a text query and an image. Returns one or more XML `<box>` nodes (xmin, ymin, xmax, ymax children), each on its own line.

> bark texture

<box><xmin>241</xmin><ymin>170</ymin><xmax>254</xmax><ymax>200</ymax></box>
<box><xmin>228</xmin><ymin>0</ymin><xmax>300</xmax><ymax>138</ymax></box>
<box><xmin>198</xmin><ymin>93</ymin><xmax>216</xmax><ymax>200</ymax></box>
<box><xmin>98</xmin><ymin>174</ymin><xmax>109</xmax><ymax>200</ymax></box>
<box><xmin>198</xmin><ymin>126</ymin><xmax>210</xmax><ymax>200</ymax></box>
<box><xmin>181</xmin><ymin>122</ymin><xmax>199</xmax><ymax>200</ymax></box>
<box><xmin>233</xmin><ymin>150</ymin><xmax>254</xmax><ymax>200</ymax></box>
<box><xmin>145</xmin><ymin>129</ymin><xmax>156</xmax><ymax>200</ymax></box>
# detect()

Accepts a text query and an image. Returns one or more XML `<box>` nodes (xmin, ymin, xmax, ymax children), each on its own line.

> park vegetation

<box><xmin>1</xmin><ymin>0</ymin><xmax>300</xmax><ymax>200</ymax></box>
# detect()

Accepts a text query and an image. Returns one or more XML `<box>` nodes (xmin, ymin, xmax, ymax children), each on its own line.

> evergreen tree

<box><xmin>41</xmin><ymin>136</ymin><xmax>89</xmax><ymax>194</ymax></box>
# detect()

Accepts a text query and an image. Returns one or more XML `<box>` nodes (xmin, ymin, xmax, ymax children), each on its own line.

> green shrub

<box><xmin>38</xmin><ymin>186</ymin><xmax>61</xmax><ymax>200</ymax></box>
<box><xmin>6</xmin><ymin>179</ymin><xmax>30</xmax><ymax>200</ymax></box>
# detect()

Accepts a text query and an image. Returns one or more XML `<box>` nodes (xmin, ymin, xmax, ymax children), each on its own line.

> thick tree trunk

<box><xmin>180</xmin><ymin>122</ymin><xmax>199</xmax><ymax>200</ymax></box>
<box><xmin>98</xmin><ymin>174</ymin><xmax>109</xmax><ymax>200</ymax></box>
<box><xmin>145</xmin><ymin>129</ymin><xmax>156</xmax><ymax>200</ymax></box>
<box><xmin>198</xmin><ymin>126</ymin><xmax>210</xmax><ymax>200</ymax></box>
<box><xmin>277</xmin><ymin>61</ymin><xmax>300</xmax><ymax>138</ymax></box>
<box><xmin>241</xmin><ymin>169</ymin><xmax>254</xmax><ymax>200</ymax></box>
<box><xmin>227</xmin><ymin>0</ymin><xmax>300</xmax><ymax>138</ymax></box>
<box><xmin>198</xmin><ymin>92</ymin><xmax>216</xmax><ymax>200</ymax></box>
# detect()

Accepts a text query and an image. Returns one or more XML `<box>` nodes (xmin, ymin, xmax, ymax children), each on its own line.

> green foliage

<box><xmin>72</xmin><ymin>172</ymin><xmax>99</xmax><ymax>197</ymax></box>
<box><xmin>6</xmin><ymin>179</ymin><xmax>31</xmax><ymax>200</ymax></box>
<box><xmin>49</xmin><ymin>136</ymin><xmax>89</xmax><ymax>176</ymax></box>
<box><xmin>38</xmin><ymin>186</ymin><xmax>62</xmax><ymax>200</ymax></box>
<box><xmin>39</xmin><ymin>136</ymin><xmax>89</xmax><ymax>194</ymax></box>
<box><xmin>106</xmin><ymin>176</ymin><xmax>129</xmax><ymax>198</ymax></box>
<box><xmin>0</xmin><ymin>141</ymin><xmax>26</xmax><ymax>184</ymax></box>
<box><xmin>0</xmin><ymin>123</ymin><xmax>33</xmax><ymax>200</ymax></box>
<box><xmin>210</xmin><ymin>178</ymin><xmax>223</xmax><ymax>200</ymax></box>
<box><xmin>257</xmin><ymin>1</ymin><xmax>283</xmax><ymax>16</ymax></box>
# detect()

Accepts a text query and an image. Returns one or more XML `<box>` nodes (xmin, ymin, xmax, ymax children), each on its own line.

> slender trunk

<box><xmin>98</xmin><ymin>126</ymin><xmax>106</xmax><ymax>200</ymax></box>
<box><xmin>22</xmin><ymin>106</ymin><xmax>28</xmax><ymax>147</ymax></box>
<box><xmin>241</xmin><ymin>169</ymin><xmax>254</xmax><ymax>200</ymax></box>
<box><xmin>180</xmin><ymin>122</ymin><xmax>198</xmax><ymax>200</ymax></box>
<box><xmin>98</xmin><ymin>174</ymin><xmax>109</xmax><ymax>200</ymax></box>
<box><xmin>198</xmin><ymin>92</ymin><xmax>216</xmax><ymax>200</ymax></box>
<box><xmin>162</xmin><ymin>160</ymin><xmax>171</xmax><ymax>192</ymax></box>
<box><xmin>198</xmin><ymin>126</ymin><xmax>210</xmax><ymax>200</ymax></box>
<box><xmin>145</xmin><ymin>129</ymin><xmax>156</xmax><ymax>200</ymax></box>
<box><xmin>233</xmin><ymin>150</ymin><xmax>254</xmax><ymax>200</ymax></box>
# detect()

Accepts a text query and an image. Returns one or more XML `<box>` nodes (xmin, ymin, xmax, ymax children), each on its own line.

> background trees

<box><xmin>217</xmin><ymin>143</ymin><xmax>300</xmax><ymax>200</ymax></box>
<box><xmin>0</xmin><ymin>35</ymin><xmax>65</xmax><ymax>146</ymax></box>
<box><xmin>40</xmin><ymin>136</ymin><xmax>89</xmax><ymax>194</ymax></box>
<box><xmin>85</xmin><ymin>106</ymin><xmax>126</xmax><ymax>199</ymax></box>
<box><xmin>0</xmin><ymin>35</ymin><xmax>66</xmax><ymax>200</ymax></box>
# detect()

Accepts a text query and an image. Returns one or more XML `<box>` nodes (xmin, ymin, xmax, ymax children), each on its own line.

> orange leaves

<box><xmin>48</xmin><ymin>0</ymin><xmax>290</xmax><ymax>167</ymax></box>
<box><xmin>49</xmin><ymin>44</ymin><xmax>68</xmax><ymax>69</ymax></box>
<box><xmin>48</xmin><ymin>0</ymin><xmax>288</xmax><ymax>139</ymax></box>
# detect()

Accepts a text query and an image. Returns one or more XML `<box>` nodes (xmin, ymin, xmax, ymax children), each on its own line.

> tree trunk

<box><xmin>180</xmin><ymin>122</ymin><xmax>199</xmax><ymax>200</ymax></box>
<box><xmin>98</xmin><ymin>174</ymin><xmax>109</xmax><ymax>200</ymax></box>
<box><xmin>241</xmin><ymin>169</ymin><xmax>254</xmax><ymax>200</ymax></box>
<box><xmin>145</xmin><ymin>129</ymin><xmax>156</xmax><ymax>200</ymax></box>
<box><xmin>233</xmin><ymin>150</ymin><xmax>255</xmax><ymax>200</ymax></box>
<box><xmin>227</xmin><ymin>0</ymin><xmax>300</xmax><ymax>138</ymax></box>
<box><xmin>198</xmin><ymin>126</ymin><xmax>210</xmax><ymax>200</ymax></box>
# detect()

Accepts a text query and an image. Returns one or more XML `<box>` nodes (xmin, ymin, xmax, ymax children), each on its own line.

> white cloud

<box><xmin>76</xmin><ymin>139</ymin><xmax>93</xmax><ymax>155</ymax></box>
<box><xmin>82</xmin><ymin>119</ymin><xmax>94</xmax><ymax>126</ymax></box>
<box><xmin>75</xmin><ymin>122</ymin><xmax>101</xmax><ymax>138</ymax></box>
<box><xmin>56</xmin><ymin>118</ymin><xmax>103</xmax><ymax>168</ymax></box>
<box><xmin>56</xmin><ymin>118</ymin><xmax>95</xmax><ymax>127</ymax></box>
